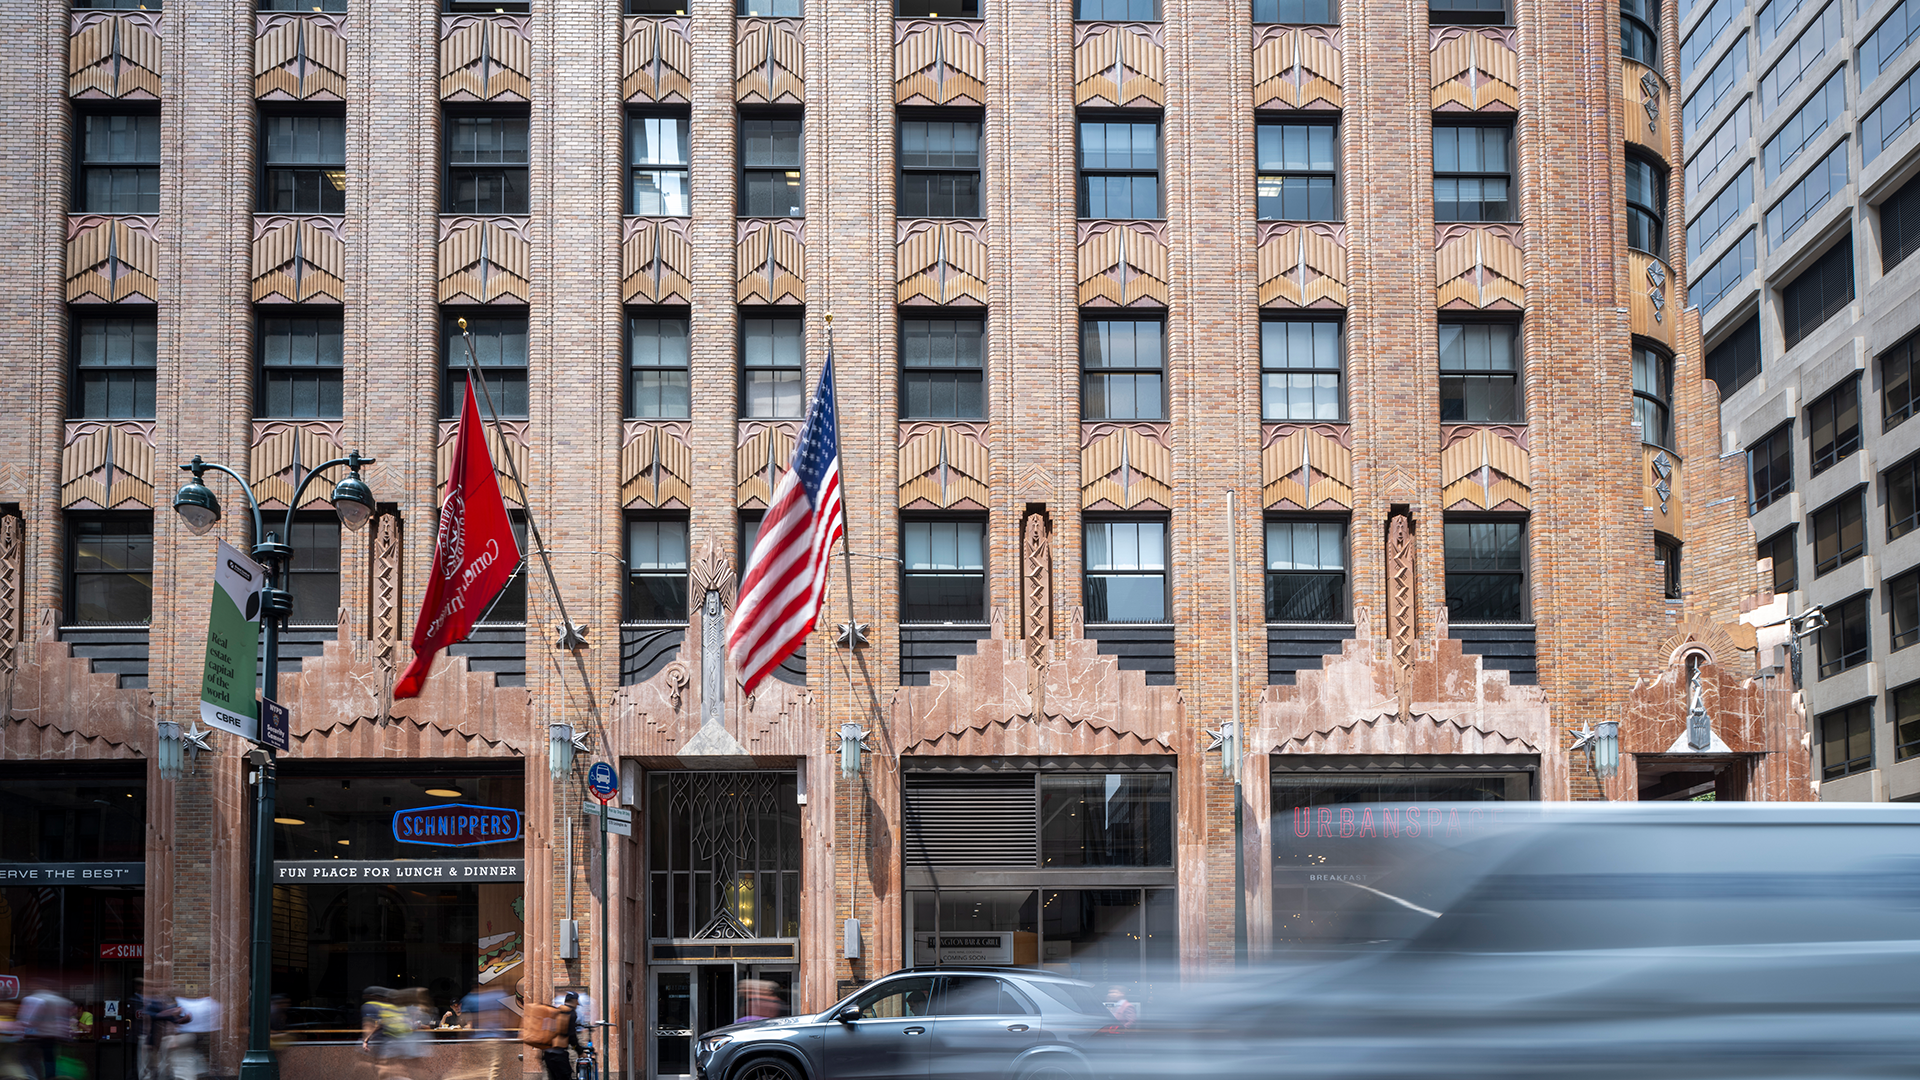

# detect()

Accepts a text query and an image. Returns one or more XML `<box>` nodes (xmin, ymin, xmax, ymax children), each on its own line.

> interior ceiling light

<box><xmin>273</xmin><ymin>816</ymin><xmax>306</xmax><ymax>826</ymax></box>
<box><xmin>337</xmin><ymin>839</ymin><xmax>351</xmax><ymax>845</ymax></box>
<box><xmin>425</xmin><ymin>788</ymin><xmax>463</xmax><ymax>798</ymax></box>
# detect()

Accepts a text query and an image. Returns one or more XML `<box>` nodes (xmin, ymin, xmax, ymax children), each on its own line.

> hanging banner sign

<box><xmin>100</xmin><ymin>943</ymin><xmax>144</xmax><ymax>960</ymax></box>
<box><xmin>198</xmin><ymin>538</ymin><xmax>263</xmax><ymax>741</ymax></box>
<box><xmin>392</xmin><ymin>804</ymin><xmax>523</xmax><ymax>847</ymax></box>
<box><xmin>0</xmin><ymin>862</ymin><xmax>145</xmax><ymax>884</ymax></box>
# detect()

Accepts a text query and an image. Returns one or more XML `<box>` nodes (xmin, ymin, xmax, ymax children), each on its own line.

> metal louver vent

<box><xmin>904</xmin><ymin>775</ymin><xmax>1037</xmax><ymax>870</ymax></box>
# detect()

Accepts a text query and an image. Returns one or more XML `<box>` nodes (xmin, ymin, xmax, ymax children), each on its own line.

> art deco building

<box><xmin>0</xmin><ymin>0</ymin><xmax>1815</xmax><ymax>1076</ymax></box>
<box><xmin>1683</xmin><ymin>0</ymin><xmax>1920</xmax><ymax>798</ymax></box>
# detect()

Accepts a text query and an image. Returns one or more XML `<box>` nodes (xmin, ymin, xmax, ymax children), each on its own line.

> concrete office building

<box><xmin>0</xmin><ymin>0</ymin><xmax>1815</xmax><ymax>1075</ymax></box>
<box><xmin>1681</xmin><ymin>0</ymin><xmax>1920</xmax><ymax>797</ymax></box>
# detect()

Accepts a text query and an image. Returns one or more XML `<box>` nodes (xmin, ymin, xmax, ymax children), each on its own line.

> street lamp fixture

<box><xmin>168</xmin><ymin>447</ymin><xmax>377</xmax><ymax>1080</ymax></box>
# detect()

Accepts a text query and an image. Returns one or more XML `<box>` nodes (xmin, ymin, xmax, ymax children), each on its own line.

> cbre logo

<box><xmin>392</xmin><ymin>804</ymin><xmax>522</xmax><ymax>848</ymax></box>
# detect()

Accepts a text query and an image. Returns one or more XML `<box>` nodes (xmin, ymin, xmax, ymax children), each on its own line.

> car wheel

<box><xmin>1016</xmin><ymin>1061</ymin><xmax>1085</xmax><ymax>1080</ymax></box>
<box><xmin>732</xmin><ymin>1056</ymin><xmax>802</xmax><ymax>1080</ymax></box>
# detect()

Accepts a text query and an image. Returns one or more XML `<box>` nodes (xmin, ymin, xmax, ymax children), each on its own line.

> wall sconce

<box><xmin>839</xmin><ymin>723</ymin><xmax>871</xmax><ymax>779</ymax></box>
<box><xmin>1572</xmin><ymin>720</ymin><xmax>1621</xmax><ymax>783</ymax></box>
<box><xmin>1203</xmin><ymin>721</ymin><xmax>1242</xmax><ymax>782</ymax></box>
<box><xmin>157</xmin><ymin>720</ymin><xmax>182</xmax><ymax>782</ymax></box>
<box><xmin>549</xmin><ymin>722</ymin><xmax>593</xmax><ymax>781</ymax></box>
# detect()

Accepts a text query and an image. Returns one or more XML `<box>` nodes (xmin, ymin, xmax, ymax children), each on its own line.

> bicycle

<box><xmin>572</xmin><ymin>1040</ymin><xmax>596</xmax><ymax>1080</ymax></box>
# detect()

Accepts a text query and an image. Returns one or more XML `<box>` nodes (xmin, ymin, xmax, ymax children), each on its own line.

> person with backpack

<box><xmin>519</xmin><ymin>993</ymin><xmax>581</xmax><ymax>1080</ymax></box>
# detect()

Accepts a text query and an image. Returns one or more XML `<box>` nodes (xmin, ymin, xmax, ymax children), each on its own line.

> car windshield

<box><xmin>1025</xmin><ymin>980</ymin><xmax>1111</xmax><ymax>1017</ymax></box>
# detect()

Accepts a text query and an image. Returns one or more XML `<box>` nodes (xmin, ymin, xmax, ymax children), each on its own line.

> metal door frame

<box><xmin>649</xmin><ymin>965</ymin><xmax>697</xmax><ymax>1080</ymax></box>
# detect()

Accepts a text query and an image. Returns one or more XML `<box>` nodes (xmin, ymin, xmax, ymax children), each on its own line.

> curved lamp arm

<box><xmin>277</xmin><ymin>450</ymin><xmax>378</xmax><ymax>538</ymax></box>
<box><xmin>178</xmin><ymin>456</ymin><xmax>266</xmax><ymax>545</ymax></box>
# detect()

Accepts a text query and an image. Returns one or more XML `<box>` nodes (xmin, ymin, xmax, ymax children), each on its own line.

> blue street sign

<box><xmin>587</xmin><ymin>761</ymin><xmax>617</xmax><ymax>802</ymax></box>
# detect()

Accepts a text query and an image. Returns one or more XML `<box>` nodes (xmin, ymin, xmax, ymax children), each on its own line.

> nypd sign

<box><xmin>392</xmin><ymin>804</ymin><xmax>522</xmax><ymax>848</ymax></box>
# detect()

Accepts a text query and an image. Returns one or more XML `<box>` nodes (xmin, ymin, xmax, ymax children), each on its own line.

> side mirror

<box><xmin>834</xmin><ymin>1005</ymin><xmax>862</xmax><ymax>1024</ymax></box>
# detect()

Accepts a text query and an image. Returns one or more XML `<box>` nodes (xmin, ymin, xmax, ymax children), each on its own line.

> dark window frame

<box><xmin>475</xmin><ymin>512</ymin><xmax>529</xmax><ymax>624</ymax></box>
<box><xmin>446</xmin><ymin>0</ymin><xmax>527</xmax><ymax>13</ymax></box>
<box><xmin>1894</xmin><ymin>680</ymin><xmax>1920</xmax><ymax>761</ymax></box>
<box><xmin>1443</xmin><ymin>515</ymin><xmax>1531</xmax><ymax>623</ymax></box>
<box><xmin>1253</xmin><ymin>0</ymin><xmax>1338</xmax><ymax>22</ymax></box>
<box><xmin>897</xmin><ymin>0</ymin><xmax>981</xmax><ymax>15</ymax></box>
<box><xmin>1624</xmin><ymin>153</ymin><xmax>1669</xmax><ymax>258</ymax></box>
<box><xmin>442</xmin><ymin>108</ymin><xmax>530</xmax><ymax>216</ymax></box>
<box><xmin>626</xmin><ymin>309</ymin><xmax>692</xmax><ymax>420</ymax></box>
<box><xmin>1883</xmin><ymin>170</ymin><xmax>1920</xmax><ymax>272</ymax></box>
<box><xmin>256</xmin><ymin>309</ymin><xmax>345</xmax><ymax>420</ymax></box>
<box><xmin>1264</xmin><ymin>516</ymin><xmax>1350</xmax><ymax>622</ymax></box>
<box><xmin>1884</xmin><ymin>330</ymin><xmax>1920</xmax><ymax>432</ymax></box>
<box><xmin>1430</xmin><ymin>0</ymin><xmax>1510</xmax><ymax>24</ymax></box>
<box><xmin>1812</xmin><ymin>487</ymin><xmax>1867</xmax><ymax>576</ymax></box>
<box><xmin>1083</xmin><ymin>516</ymin><xmax>1171</xmax><ymax>625</ymax></box>
<box><xmin>740</xmin><ymin>311</ymin><xmax>806</xmax><ymax>420</ymax></box>
<box><xmin>1432</xmin><ymin>120</ymin><xmax>1514</xmax><ymax>223</ymax></box>
<box><xmin>70</xmin><ymin>311</ymin><xmax>157</xmax><ymax>421</ymax></box>
<box><xmin>441</xmin><ymin>310</ymin><xmax>530</xmax><ymax>420</ymax></box>
<box><xmin>900</xmin><ymin>515</ymin><xmax>990</xmax><ymax>624</ymax></box>
<box><xmin>1260</xmin><ymin>316</ymin><xmax>1344</xmax><ymax>421</ymax></box>
<box><xmin>1438</xmin><ymin>317</ymin><xmax>1524</xmax><ymax>424</ymax></box>
<box><xmin>898</xmin><ymin>112</ymin><xmax>983</xmax><ymax>220</ymax></box>
<box><xmin>1817</xmin><ymin>591</ymin><xmax>1872</xmax><ymax>678</ymax></box>
<box><xmin>1077</xmin><ymin>114</ymin><xmax>1163</xmax><ymax>220</ymax></box>
<box><xmin>1819</xmin><ymin>698</ymin><xmax>1873</xmax><ymax>779</ymax></box>
<box><xmin>1807</xmin><ymin>372</ymin><xmax>1862</xmax><ymax>475</ymax></box>
<box><xmin>1747</xmin><ymin>421</ymin><xmax>1794</xmax><ymax>513</ymax></box>
<box><xmin>1081</xmin><ymin>314</ymin><xmax>1166</xmax><ymax>422</ymax></box>
<box><xmin>75</xmin><ymin>108</ymin><xmax>161</xmax><ymax>215</ymax></box>
<box><xmin>1887</xmin><ymin>451</ymin><xmax>1920</xmax><ymax>542</ymax></box>
<box><xmin>739</xmin><ymin>111</ymin><xmax>805</xmax><ymax>219</ymax></box>
<box><xmin>1076</xmin><ymin>0</ymin><xmax>1159</xmax><ymax>18</ymax></box>
<box><xmin>1633</xmin><ymin>343</ymin><xmax>1675</xmax><ymax>448</ymax></box>
<box><xmin>624</xmin><ymin>515</ymin><xmax>690</xmax><ymax>623</ymax></box>
<box><xmin>1620</xmin><ymin>0</ymin><xmax>1660</xmax><ymax>64</ymax></box>
<box><xmin>258</xmin><ymin>107</ymin><xmax>346</xmax><ymax>216</ymax></box>
<box><xmin>65</xmin><ymin>512</ymin><xmax>154</xmax><ymax>627</ymax></box>
<box><xmin>626</xmin><ymin>109</ymin><xmax>691</xmax><ymax>218</ymax></box>
<box><xmin>1256</xmin><ymin>118</ymin><xmax>1341</xmax><ymax>222</ymax></box>
<box><xmin>899</xmin><ymin>311</ymin><xmax>987</xmax><ymax>420</ymax></box>
<box><xmin>280</xmin><ymin>512</ymin><xmax>342</xmax><ymax>627</ymax></box>
<box><xmin>1758</xmin><ymin>525</ymin><xmax>1797</xmax><ymax>595</ymax></box>
<box><xmin>1892</xmin><ymin>568</ymin><xmax>1920</xmax><ymax>653</ymax></box>
<box><xmin>1705</xmin><ymin>314</ymin><xmax>1762</xmax><ymax>399</ymax></box>
<box><xmin>1655</xmin><ymin>533</ymin><xmax>1682</xmax><ymax>599</ymax></box>
<box><xmin>1781</xmin><ymin>236</ymin><xmax>1855</xmax><ymax>349</ymax></box>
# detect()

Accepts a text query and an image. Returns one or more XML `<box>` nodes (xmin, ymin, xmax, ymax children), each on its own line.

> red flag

<box><xmin>393</xmin><ymin>379</ymin><xmax>521</xmax><ymax>699</ymax></box>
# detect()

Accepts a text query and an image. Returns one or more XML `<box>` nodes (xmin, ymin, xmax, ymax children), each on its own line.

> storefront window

<box><xmin>271</xmin><ymin>765</ymin><xmax>525</xmax><ymax>1041</ymax></box>
<box><xmin>1039</xmin><ymin>773</ymin><xmax>1173</xmax><ymax>867</ymax></box>
<box><xmin>0</xmin><ymin>765</ymin><xmax>147</xmax><ymax>1080</ymax></box>
<box><xmin>1269</xmin><ymin>761</ymin><xmax>1534</xmax><ymax>945</ymax></box>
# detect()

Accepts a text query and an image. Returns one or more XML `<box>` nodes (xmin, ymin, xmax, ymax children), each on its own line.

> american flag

<box><xmin>728</xmin><ymin>350</ymin><xmax>846</xmax><ymax>695</ymax></box>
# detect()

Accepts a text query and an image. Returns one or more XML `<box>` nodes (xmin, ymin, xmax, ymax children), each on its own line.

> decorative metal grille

<box><xmin>646</xmin><ymin>771</ymin><xmax>800</xmax><ymax>940</ymax></box>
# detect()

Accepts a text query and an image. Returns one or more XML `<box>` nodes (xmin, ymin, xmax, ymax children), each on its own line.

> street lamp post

<box><xmin>171</xmin><ymin>450</ymin><xmax>377</xmax><ymax>1080</ymax></box>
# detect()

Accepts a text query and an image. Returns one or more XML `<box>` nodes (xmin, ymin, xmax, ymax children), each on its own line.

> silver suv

<box><xmin>694</xmin><ymin>967</ymin><xmax>1119</xmax><ymax>1080</ymax></box>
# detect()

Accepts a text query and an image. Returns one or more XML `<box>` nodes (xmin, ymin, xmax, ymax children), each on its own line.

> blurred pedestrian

<box><xmin>169</xmin><ymin>996</ymin><xmax>218</xmax><ymax>1080</ymax></box>
<box><xmin>519</xmin><ymin>992</ymin><xmax>580</xmax><ymax>1080</ymax></box>
<box><xmin>362</xmin><ymin>989</ymin><xmax>415</xmax><ymax>1080</ymax></box>
<box><xmin>735</xmin><ymin>982</ymin><xmax>786</xmax><ymax>1023</ymax></box>
<box><xmin>1104</xmin><ymin>986</ymin><xmax>1138</xmax><ymax>1028</ymax></box>
<box><xmin>131</xmin><ymin>981</ymin><xmax>185</xmax><ymax>1080</ymax></box>
<box><xmin>18</xmin><ymin>983</ymin><xmax>75</xmax><ymax>1080</ymax></box>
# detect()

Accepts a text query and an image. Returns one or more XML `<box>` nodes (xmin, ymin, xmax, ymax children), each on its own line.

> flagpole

<box><xmin>454</xmin><ymin>319</ymin><xmax>607</xmax><ymax>748</ymax></box>
<box><xmin>826</xmin><ymin>315</ymin><xmax>863</xmax><ymax>652</ymax></box>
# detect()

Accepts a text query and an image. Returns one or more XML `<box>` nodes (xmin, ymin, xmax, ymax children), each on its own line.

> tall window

<box><xmin>900</xmin><ymin>315</ymin><xmax>985</xmax><ymax>420</ymax></box>
<box><xmin>444</xmin><ymin>113</ymin><xmax>529</xmax><ymax>215</ymax></box>
<box><xmin>284</xmin><ymin>516</ymin><xmax>341</xmax><ymax>626</ymax></box>
<box><xmin>1807</xmin><ymin>374</ymin><xmax>1861</xmax><ymax>474</ymax></box>
<box><xmin>1817</xmin><ymin>592</ymin><xmax>1870</xmax><ymax>678</ymax></box>
<box><xmin>1895</xmin><ymin>681</ymin><xmax>1920</xmax><ymax>761</ymax></box>
<box><xmin>1430</xmin><ymin>0</ymin><xmax>1508</xmax><ymax>24</ymax></box>
<box><xmin>1883</xmin><ymin>171</ymin><xmax>1920</xmax><ymax>271</ymax></box>
<box><xmin>741</xmin><ymin>316</ymin><xmax>804</xmax><ymax>419</ymax></box>
<box><xmin>1632</xmin><ymin>346</ymin><xmax>1673</xmax><ymax>447</ymax></box>
<box><xmin>740</xmin><ymin>116</ymin><xmax>804</xmax><ymax>218</ymax></box>
<box><xmin>260</xmin><ymin>113</ymin><xmax>345</xmax><ymax>214</ymax></box>
<box><xmin>1620</xmin><ymin>0</ymin><xmax>1659</xmax><ymax>62</ymax></box>
<box><xmin>627</xmin><ymin>314</ymin><xmax>690</xmax><ymax>419</ymax></box>
<box><xmin>481</xmin><ymin>514</ymin><xmax>529</xmax><ymax>623</ymax></box>
<box><xmin>1254</xmin><ymin>0</ymin><xmax>1336</xmax><ymax>20</ymax></box>
<box><xmin>1084</xmin><ymin>520</ymin><xmax>1167</xmax><ymax>623</ymax></box>
<box><xmin>1260</xmin><ymin>318</ymin><xmax>1342</xmax><ymax>421</ymax></box>
<box><xmin>1747</xmin><ymin>422</ymin><xmax>1793</xmax><ymax>513</ymax></box>
<box><xmin>1265</xmin><ymin>520</ymin><xmax>1348</xmax><ymax>622</ymax></box>
<box><xmin>442</xmin><ymin>314</ymin><xmax>529</xmax><ymax>419</ymax></box>
<box><xmin>1782</xmin><ymin>237</ymin><xmax>1854</xmax><ymax>350</ymax></box>
<box><xmin>1625</xmin><ymin>155</ymin><xmax>1668</xmax><ymax>257</ymax></box>
<box><xmin>1886</xmin><ymin>452</ymin><xmax>1920</xmax><ymax>541</ymax></box>
<box><xmin>1077</xmin><ymin>0</ymin><xmax>1157</xmax><ymax>17</ymax></box>
<box><xmin>901</xmin><ymin>519</ymin><xmax>987</xmax><ymax>622</ymax></box>
<box><xmin>1256</xmin><ymin>121</ymin><xmax>1338</xmax><ymax>221</ymax></box>
<box><xmin>1812</xmin><ymin>488</ymin><xmax>1865</xmax><ymax>575</ymax></box>
<box><xmin>1078</xmin><ymin>119</ymin><xmax>1161</xmax><ymax>219</ymax></box>
<box><xmin>1819</xmin><ymin>700</ymin><xmax>1872</xmax><ymax>779</ymax></box>
<box><xmin>1887</xmin><ymin>331</ymin><xmax>1920</xmax><ymax>431</ymax></box>
<box><xmin>67</xmin><ymin>515</ymin><xmax>153</xmax><ymax>626</ymax></box>
<box><xmin>77</xmin><ymin>113</ymin><xmax>160</xmax><ymax>214</ymax></box>
<box><xmin>627</xmin><ymin>114</ymin><xmax>690</xmax><ymax>217</ymax></box>
<box><xmin>1655</xmin><ymin>534</ymin><xmax>1682</xmax><ymax>599</ymax></box>
<box><xmin>1433</xmin><ymin>123</ymin><xmax>1512</xmax><ymax>222</ymax></box>
<box><xmin>626</xmin><ymin>518</ymin><xmax>689</xmax><ymax>622</ymax></box>
<box><xmin>1439</xmin><ymin>321</ymin><xmax>1522</xmax><ymax>423</ymax></box>
<box><xmin>258</xmin><ymin>313</ymin><xmax>344</xmax><ymax>419</ymax></box>
<box><xmin>899</xmin><ymin>118</ymin><xmax>982</xmax><ymax>218</ymax></box>
<box><xmin>1758</xmin><ymin>527</ymin><xmax>1796</xmax><ymax>595</ymax></box>
<box><xmin>1444</xmin><ymin>519</ymin><xmax>1527</xmax><ymax>622</ymax></box>
<box><xmin>1892</xmin><ymin>569</ymin><xmax>1920</xmax><ymax>652</ymax></box>
<box><xmin>71</xmin><ymin>315</ymin><xmax>156</xmax><ymax>420</ymax></box>
<box><xmin>1081</xmin><ymin>317</ymin><xmax>1164</xmax><ymax>421</ymax></box>
<box><xmin>899</xmin><ymin>0</ymin><xmax>980</xmax><ymax>14</ymax></box>
<box><xmin>1705</xmin><ymin>315</ymin><xmax>1762</xmax><ymax>398</ymax></box>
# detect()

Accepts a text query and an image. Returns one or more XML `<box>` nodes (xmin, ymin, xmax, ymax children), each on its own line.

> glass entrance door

<box><xmin>649</xmin><ymin>964</ymin><xmax>798</xmax><ymax>1079</ymax></box>
<box><xmin>651</xmin><ymin>969</ymin><xmax>695</xmax><ymax>1080</ymax></box>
